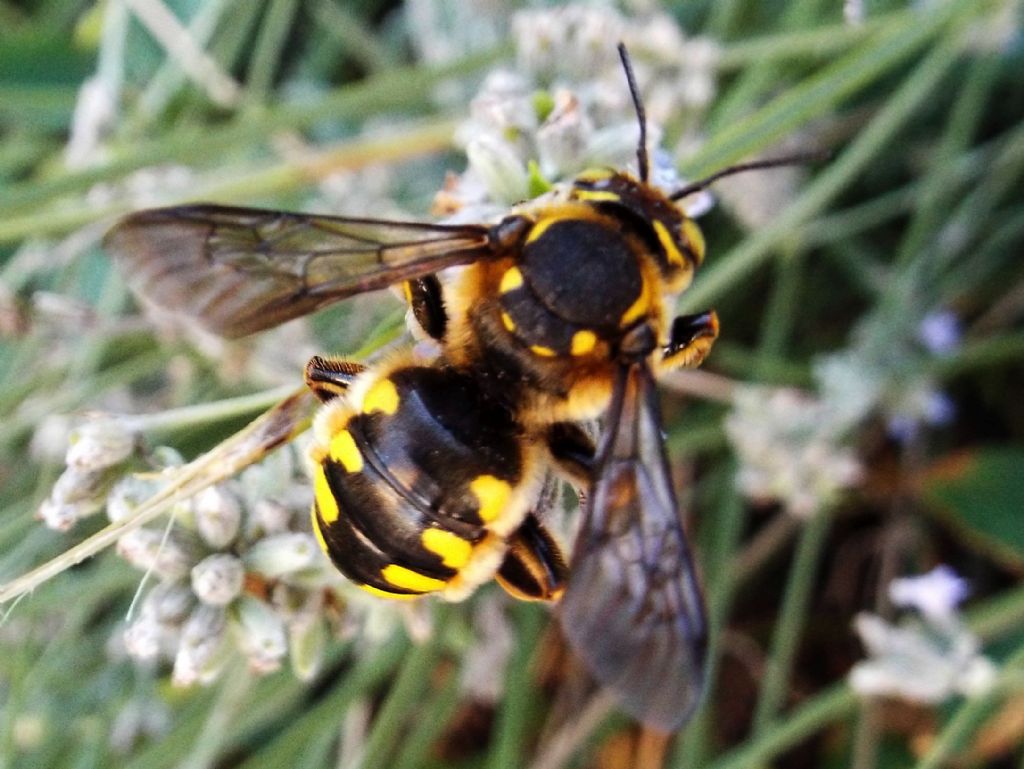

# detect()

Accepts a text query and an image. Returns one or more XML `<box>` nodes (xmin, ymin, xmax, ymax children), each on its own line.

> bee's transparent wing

<box><xmin>559</xmin><ymin>362</ymin><xmax>707</xmax><ymax>732</ymax></box>
<box><xmin>105</xmin><ymin>204</ymin><xmax>494</xmax><ymax>337</ymax></box>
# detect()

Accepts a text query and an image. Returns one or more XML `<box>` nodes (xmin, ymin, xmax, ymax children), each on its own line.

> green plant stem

<box><xmin>712</xmin><ymin>0</ymin><xmax>836</xmax><ymax>129</ymax></box>
<box><xmin>0</xmin><ymin>346</ymin><xmax>174</xmax><ymax>451</ymax></box>
<box><xmin>488</xmin><ymin>603</ymin><xmax>547</xmax><ymax>769</ymax></box>
<box><xmin>0</xmin><ymin>46</ymin><xmax>504</xmax><ymax>218</ymax></box>
<box><xmin>673</xmin><ymin>482</ymin><xmax>748</xmax><ymax>769</ymax></box>
<box><xmin>178</xmin><ymin>663</ymin><xmax>253</xmax><ymax>769</ymax></box>
<box><xmin>234</xmin><ymin>636</ymin><xmax>407</xmax><ymax>769</ymax></box>
<box><xmin>929</xmin><ymin>331</ymin><xmax>1024</xmax><ymax>380</ymax></box>
<box><xmin>968</xmin><ymin>581</ymin><xmax>1024</xmax><ymax>642</ymax></box>
<box><xmin>687</xmin><ymin>0</ymin><xmax>969</xmax><ymax>178</ymax></box>
<box><xmin>245</xmin><ymin>0</ymin><xmax>301</xmax><ymax>100</ymax></box>
<box><xmin>708</xmin><ymin>684</ymin><xmax>859</xmax><ymax>769</ymax></box>
<box><xmin>849</xmin><ymin>699</ymin><xmax>880</xmax><ymax>769</ymax></box>
<box><xmin>133</xmin><ymin>0</ymin><xmax>235</xmax><ymax>125</ymax></box>
<box><xmin>312</xmin><ymin>0</ymin><xmax>397</xmax><ymax>73</ymax></box>
<box><xmin>360</xmin><ymin>610</ymin><xmax>450</xmax><ymax>769</ymax></box>
<box><xmin>126</xmin><ymin>384</ymin><xmax>301</xmax><ymax>436</ymax></box>
<box><xmin>391</xmin><ymin>667</ymin><xmax>462</xmax><ymax>769</ymax></box>
<box><xmin>894</xmin><ymin>50</ymin><xmax>1003</xmax><ymax>269</ymax></box>
<box><xmin>751</xmin><ymin>509</ymin><xmax>832</xmax><ymax>733</ymax></box>
<box><xmin>755</xmin><ymin>246</ymin><xmax>804</xmax><ymax>378</ymax></box>
<box><xmin>0</xmin><ymin>116</ymin><xmax>458</xmax><ymax>245</ymax></box>
<box><xmin>679</xmin><ymin>31</ymin><xmax>962</xmax><ymax>313</ymax></box>
<box><xmin>0</xmin><ymin>85</ymin><xmax>78</xmax><ymax>129</ymax></box>
<box><xmin>708</xmin><ymin>342</ymin><xmax>813</xmax><ymax>386</ymax></box>
<box><xmin>717</xmin><ymin>9</ymin><xmax>915</xmax><ymax>70</ymax></box>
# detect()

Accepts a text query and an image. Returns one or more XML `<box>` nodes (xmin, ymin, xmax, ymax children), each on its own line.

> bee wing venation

<box><xmin>104</xmin><ymin>204</ymin><xmax>493</xmax><ymax>337</ymax></box>
<box><xmin>559</xmin><ymin>362</ymin><xmax>707</xmax><ymax>732</ymax></box>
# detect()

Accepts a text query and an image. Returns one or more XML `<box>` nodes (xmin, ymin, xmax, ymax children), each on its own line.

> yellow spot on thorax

<box><xmin>362</xmin><ymin>378</ymin><xmax>399</xmax><ymax>415</ymax></box>
<box><xmin>381</xmin><ymin>564</ymin><xmax>446</xmax><ymax>593</ymax></box>
<box><xmin>469</xmin><ymin>475</ymin><xmax>511</xmax><ymax>523</ymax></box>
<box><xmin>530</xmin><ymin>344</ymin><xmax>556</xmax><ymax>358</ymax></box>
<box><xmin>570</xmin><ymin>329</ymin><xmax>597</xmax><ymax>356</ymax></box>
<box><xmin>501</xmin><ymin>311</ymin><xmax>517</xmax><ymax>332</ymax></box>
<box><xmin>329</xmin><ymin>430</ymin><xmax>363</xmax><ymax>473</ymax></box>
<box><xmin>313</xmin><ymin>465</ymin><xmax>340</xmax><ymax>523</ymax></box>
<box><xmin>499</xmin><ymin>266</ymin><xmax>523</xmax><ymax>293</ymax></box>
<box><xmin>422</xmin><ymin>528</ymin><xmax>473</xmax><ymax>569</ymax></box>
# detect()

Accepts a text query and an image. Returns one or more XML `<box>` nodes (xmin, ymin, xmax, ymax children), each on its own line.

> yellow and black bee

<box><xmin>106</xmin><ymin>45</ymin><xmax>813</xmax><ymax>732</ymax></box>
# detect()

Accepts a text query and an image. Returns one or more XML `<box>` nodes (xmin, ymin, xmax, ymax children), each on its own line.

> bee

<box><xmin>106</xmin><ymin>44</ymin><xmax>815</xmax><ymax>732</ymax></box>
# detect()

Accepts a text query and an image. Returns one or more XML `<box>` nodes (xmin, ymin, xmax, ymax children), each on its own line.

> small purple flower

<box><xmin>918</xmin><ymin>311</ymin><xmax>961</xmax><ymax>356</ymax></box>
<box><xmin>889</xmin><ymin>565</ymin><xmax>970</xmax><ymax>622</ymax></box>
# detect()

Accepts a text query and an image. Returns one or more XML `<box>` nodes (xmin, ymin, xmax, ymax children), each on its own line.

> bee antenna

<box><xmin>617</xmin><ymin>43</ymin><xmax>649</xmax><ymax>183</ymax></box>
<box><xmin>669</xmin><ymin>150</ymin><xmax>830</xmax><ymax>201</ymax></box>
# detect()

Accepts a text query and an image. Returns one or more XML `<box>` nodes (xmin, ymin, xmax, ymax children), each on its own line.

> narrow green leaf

<box><xmin>922</xmin><ymin>447</ymin><xmax>1024</xmax><ymax>569</ymax></box>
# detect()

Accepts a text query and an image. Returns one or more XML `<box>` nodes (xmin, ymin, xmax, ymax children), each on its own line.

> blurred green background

<box><xmin>2</xmin><ymin>1</ymin><xmax>1024</xmax><ymax>768</ymax></box>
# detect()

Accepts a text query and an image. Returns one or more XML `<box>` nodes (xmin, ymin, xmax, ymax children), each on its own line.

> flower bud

<box><xmin>66</xmin><ymin>418</ymin><xmax>135</xmax><ymax>471</ymax></box>
<box><xmin>244</xmin><ymin>533</ymin><xmax>318</xmax><ymax>578</ymax></box>
<box><xmin>173</xmin><ymin>605</ymin><xmax>229</xmax><ymax>686</ymax></box>
<box><xmin>466</xmin><ymin>135</ymin><xmax>528</xmax><ymax>205</ymax></box>
<box><xmin>123</xmin><ymin>612</ymin><xmax>164</xmax><ymax>661</ymax></box>
<box><xmin>191</xmin><ymin>554</ymin><xmax>245</xmax><ymax>606</ymax></box>
<box><xmin>289</xmin><ymin>613</ymin><xmax>326</xmax><ymax>682</ymax></box>
<box><xmin>107</xmin><ymin>475</ymin><xmax>158</xmax><ymax>523</ymax></box>
<box><xmin>232</xmin><ymin>596</ymin><xmax>287</xmax><ymax>674</ymax></box>
<box><xmin>192</xmin><ymin>485</ymin><xmax>241</xmax><ymax>549</ymax></box>
<box><xmin>116</xmin><ymin>528</ymin><xmax>195</xmax><ymax>582</ymax></box>
<box><xmin>38</xmin><ymin>467</ymin><xmax>113</xmax><ymax>530</ymax></box>
<box><xmin>143</xmin><ymin>582</ymin><xmax>195</xmax><ymax>625</ymax></box>
<box><xmin>250</xmin><ymin>499</ymin><xmax>295</xmax><ymax>537</ymax></box>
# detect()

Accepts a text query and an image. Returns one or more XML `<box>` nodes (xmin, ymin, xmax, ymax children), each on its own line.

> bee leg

<box><xmin>404</xmin><ymin>275</ymin><xmax>447</xmax><ymax>341</ymax></box>
<box><xmin>660</xmin><ymin>310</ymin><xmax>720</xmax><ymax>371</ymax></box>
<box><xmin>496</xmin><ymin>513</ymin><xmax>568</xmax><ymax>602</ymax></box>
<box><xmin>545</xmin><ymin>421</ymin><xmax>597</xmax><ymax>486</ymax></box>
<box><xmin>304</xmin><ymin>355</ymin><xmax>367</xmax><ymax>403</ymax></box>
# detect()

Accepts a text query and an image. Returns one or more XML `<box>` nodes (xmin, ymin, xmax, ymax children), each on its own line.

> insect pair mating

<box><xmin>106</xmin><ymin>44</ymin><xmax>815</xmax><ymax>732</ymax></box>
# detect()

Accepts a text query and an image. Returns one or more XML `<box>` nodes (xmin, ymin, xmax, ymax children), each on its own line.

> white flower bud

<box><xmin>466</xmin><ymin>135</ymin><xmax>529</xmax><ymax>205</ymax></box>
<box><xmin>116</xmin><ymin>528</ymin><xmax>195</xmax><ymax>582</ymax></box>
<box><xmin>123</xmin><ymin>612</ymin><xmax>163</xmax><ymax>661</ymax></box>
<box><xmin>107</xmin><ymin>475</ymin><xmax>158</xmax><ymax>523</ymax></box>
<box><xmin>536</xmin><ymin>90</ymin><xmax>593</xmax><ymax>178</ymax></box>
<box><xmin>289</xmin><ymin>613</ymin><xmax>326</xmax><ymax>682</ymax></box>
<box><xmin>192</xmin><ymin>485</ymin><xmax>241</xmax><ymax>549</ymax></box>
<box><xmin>250</xmin><ymin>499</ymin><xmax>294</xmax><ymax>537</ymax></box>
<box><xmin>173</xmin><ymin>605</ymin><xmax>229</xmax><ymax>687</ymax></box>
<box><xmin>231</xmin><ymin>596</ymin><xmax>287</xmax><ymax>674</ymax></box>
<box><xmin>190</xmin><ymin>554</ymin><xmax>245</xmax><ymax>606</ymax></box>
<box><xmin>142</xmin><ymin>583</ymin><xmax>195</xmax><ymax>625</ymax></box>
<box><xmin>37</xmin><ymin>496</ymin><xmax>83</xmax><ymax>532</ymax></box>
<box><xmin>38</xmin><ymin>467</ymin><xmax>114</xmax><ymax>530</ymax></box>
<box><xmin>66</xmin><ymin>419</ymin><xmax>135</xmax><ymax>471</ymax></box>
<box><xmin>244</xmin><ymin>533</ymin><xmax>318</xmax><ymax>578</ymax></box>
